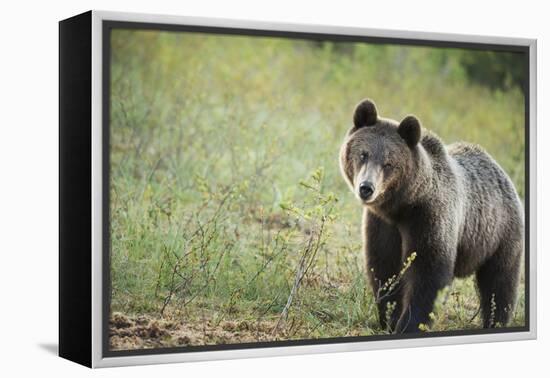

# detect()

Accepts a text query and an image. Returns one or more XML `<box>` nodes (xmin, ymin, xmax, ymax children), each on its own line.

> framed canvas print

<box><xmin>59</xmin><ymin>10</ymin><xmax>537</xmax><ymax>368</ymax></box>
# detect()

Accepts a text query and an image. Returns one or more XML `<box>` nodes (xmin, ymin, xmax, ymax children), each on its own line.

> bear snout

<box><xmin>359</xmin><ymin>181</ymin><xmax>375</xmax><ymax>201</ymax></box>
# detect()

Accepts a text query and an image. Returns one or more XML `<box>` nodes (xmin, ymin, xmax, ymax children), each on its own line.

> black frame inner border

<box><xmin>102</xmin><ymin>19</ymin><xmax>531</xmax><ymax>358</ymax></box>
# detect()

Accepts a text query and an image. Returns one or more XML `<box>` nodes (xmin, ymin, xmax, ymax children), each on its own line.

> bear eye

<box><xmin>383</xmin><ymin>162</ymin><xmax>393</xmax><ymax>170</ymax></box>
<box><xmin>360</xmin><ymin>152</ymin><xmax>369</xmax><ymax>163</ymax></box>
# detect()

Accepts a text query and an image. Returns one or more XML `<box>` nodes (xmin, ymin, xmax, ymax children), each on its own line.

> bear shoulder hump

<box><xmin>420</xmin><ymin>131</ymin><xmax>446</xmax><ymax>158</ymax></box>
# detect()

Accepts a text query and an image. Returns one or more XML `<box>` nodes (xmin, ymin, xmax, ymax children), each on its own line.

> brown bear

<box><xmin>339</xmin><ymin>99</ymin><xmax>524</xmax><ymax>333</ymax></box>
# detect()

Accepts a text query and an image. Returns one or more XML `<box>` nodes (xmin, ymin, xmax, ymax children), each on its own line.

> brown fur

<box><xmin>339</xmin><ymin>99</ymin><xmax>523</xmax><ymax>332</ymax></box>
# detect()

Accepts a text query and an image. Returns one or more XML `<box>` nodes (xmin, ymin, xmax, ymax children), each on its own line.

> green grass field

<box><xmin>108</xmin><ymin>29</ymin><xmax>526</xmax><ymax>350</ymax></box>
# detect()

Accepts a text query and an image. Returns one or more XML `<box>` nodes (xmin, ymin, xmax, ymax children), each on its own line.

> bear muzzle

<box><xmin>358</xmin><ymin>181</ymin><xmax>375</xmax><ymax>201</ymax></box>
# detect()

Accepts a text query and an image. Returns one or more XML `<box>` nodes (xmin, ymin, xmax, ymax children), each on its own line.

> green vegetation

<box><xmin>109</xmin><ymin>30</ymin><xmax>525</xmax><ymax>349</ymax></box>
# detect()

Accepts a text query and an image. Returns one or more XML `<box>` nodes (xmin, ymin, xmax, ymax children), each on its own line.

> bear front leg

<box><xmin>364</xmin><ymin>211</ymin><xmax>403</xmax><ymax>332</ymax></box>
<box><xmin>394</xmin><ymin>257</ymin><xmax>453</xmax><ymax>333</ymax></box>
<box><xmin>394</xmin><ymin>228</ymin><xmax>455</xmax><ymax>333</ymax></box>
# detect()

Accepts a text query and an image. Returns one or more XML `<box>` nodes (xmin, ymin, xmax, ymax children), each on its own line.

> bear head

<box><xmin>339</xmin><ymin>98</ymin><xmax>422</xmax><ymax>208</ymax></box>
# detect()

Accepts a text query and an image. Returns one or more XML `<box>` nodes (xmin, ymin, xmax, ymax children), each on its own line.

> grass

<box><xmin>108</xmin><ymin>29</ymin><xmax>526</xmax><ymax>349</ymax></box>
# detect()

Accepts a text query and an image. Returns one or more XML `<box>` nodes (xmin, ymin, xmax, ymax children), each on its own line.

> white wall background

<box><xmin>0</xmin><ymin>0</ymin><xmax>546</xmax><ymax>376</ymax></box>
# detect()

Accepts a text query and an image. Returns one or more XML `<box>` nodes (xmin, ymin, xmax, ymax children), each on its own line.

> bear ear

<box><xmin>398</xmin><ymin>115</ymin><xmax>421</xmax><ymax>147</ymax></box>
<box><xmin>353</xmin><ymin>98</ymin><xmax>378</xmax><ymax>129</ymax></box>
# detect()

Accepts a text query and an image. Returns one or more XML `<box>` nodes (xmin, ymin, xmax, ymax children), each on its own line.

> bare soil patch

<box><xmin>109</xmin><ymin>312</ymin><xmax>281</xmax><ymax>351</ymax></box>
